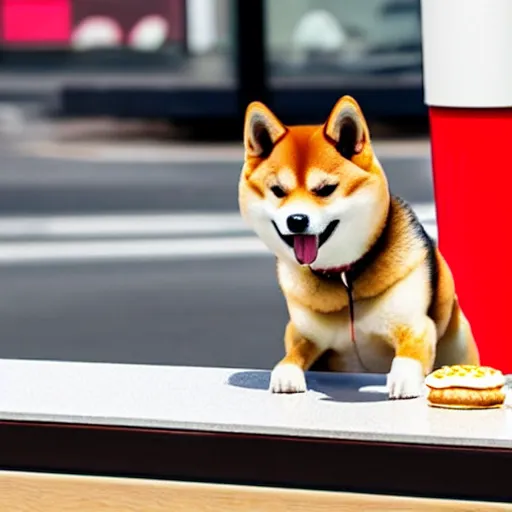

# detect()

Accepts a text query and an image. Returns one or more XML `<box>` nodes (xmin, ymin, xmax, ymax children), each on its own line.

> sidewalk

<box><xmin>8</xmin><ymin>116</ymin><xmax>431</xmax><ymax>163</ymax></box>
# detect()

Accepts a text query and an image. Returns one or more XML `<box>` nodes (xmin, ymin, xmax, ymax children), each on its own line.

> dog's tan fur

<box><xmin>238</xmin><ymin>95</ymin><xmax>479</xmax><ymax>398</ymax></box>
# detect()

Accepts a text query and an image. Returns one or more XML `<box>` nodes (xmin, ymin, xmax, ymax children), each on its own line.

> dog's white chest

<box><xmin>334</xmin><ymin>303</ymin><xmax>396</xmax><ymax>372</ymax></box>
<box><xmin>289</xmin><ymin>300</ymin><xmax>395</xmax><ymax>373</ymax></box>
<box><xmin>285</xmin><ymin>263</ymin><xmax>432</xmax><ymax>373</ymax></box>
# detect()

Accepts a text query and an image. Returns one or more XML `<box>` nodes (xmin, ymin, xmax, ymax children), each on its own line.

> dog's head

<box><xmin>238</xmin><ymin>95</ymin><xmax>390</xmax><ymax>271</ymax></box>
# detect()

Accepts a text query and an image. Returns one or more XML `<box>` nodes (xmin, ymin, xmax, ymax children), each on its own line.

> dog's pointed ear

<box><xmin>244</xmin><ymin>102</ymin><xmax>287</xmax><ymax>159</ymax></box>
<box><xmin>324</xmin><ymin>96</ymin><xmax>373</xmax><ymax>168</ymax></box>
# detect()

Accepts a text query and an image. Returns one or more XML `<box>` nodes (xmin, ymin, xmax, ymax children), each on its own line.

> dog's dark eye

<box><xmin>271</xmin><ymin>185</ymin><xmax>287</xmax><ymax>198</ymax></box>
<box><xmin>314</xmin><ymin>183</ymin><xmax>338</xmax><ymax>197</ymax></box>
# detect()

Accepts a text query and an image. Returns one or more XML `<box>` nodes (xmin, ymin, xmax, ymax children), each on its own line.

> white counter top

<box><xmin>0</xmin><ymin>359</ymin><xmax>511</xmax><ymax>449</ymax></box>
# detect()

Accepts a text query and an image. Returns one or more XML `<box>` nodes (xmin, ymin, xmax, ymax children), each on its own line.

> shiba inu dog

<box><xmin>238</xmin><ymin>95</ymin><xmax>479</xmax><ymax>399</ymax></box>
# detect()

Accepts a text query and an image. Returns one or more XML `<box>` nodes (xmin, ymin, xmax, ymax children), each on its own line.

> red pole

<box><xmin>421</xmin><ymin>0</ymin><xmax>512</xmax><ymax>372</ymax></box>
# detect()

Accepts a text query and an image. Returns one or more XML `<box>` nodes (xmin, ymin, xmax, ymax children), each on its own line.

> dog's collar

<box><xmin>310</xmin><ymin>202</ymin><xmax>392</xmax><ymax>285</ymax></box>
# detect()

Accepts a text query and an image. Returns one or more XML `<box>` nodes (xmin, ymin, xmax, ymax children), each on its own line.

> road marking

<box><xmin>0</xmin><ymin>213</ymin><xmax>248</xmax><ymax>238</ymax></box>
<box><xmin>0</xmin><ymin>236</ymin><xmax>268</xmax><ymax>264</ymax></box>
<box><xmin>0</xmin><ymin>223</ymin><xmax>438</xmax><ymax>265</ymax></box>
<box><xmin>411</xmin><ymin>203</ymin><xmax>436</xmax><ymax>221</ymax></box>
<box><xmin>0</xmin><ymin>204</ymin><xmax>436</xmax><ymax>239</ymax></box>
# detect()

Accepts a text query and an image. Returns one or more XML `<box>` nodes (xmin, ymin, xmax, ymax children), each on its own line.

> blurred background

<box><xmin>0</xmin><ymin>0</ymin><xmax>435</xmax><ymax>369</ymax></box>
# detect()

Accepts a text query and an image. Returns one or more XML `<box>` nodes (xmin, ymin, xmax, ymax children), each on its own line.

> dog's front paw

<box><xmin>270</xmin><ymin>363</ymin><xmax>307</xmax><ymax>393</ymax></box>
<box><xmin>387</xmin><ymin>356</ymin><xmax>424</xmax><ymax>399</ymax></box>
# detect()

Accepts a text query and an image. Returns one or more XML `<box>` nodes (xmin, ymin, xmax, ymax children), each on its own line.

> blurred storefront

<box><xmin>0</xmin><ymin>0</ymin><xmax>426</xmax><ymax>122</ymax></box>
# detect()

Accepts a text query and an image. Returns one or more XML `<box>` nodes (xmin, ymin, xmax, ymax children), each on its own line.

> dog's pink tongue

<box><xmin>293</xmin><ymin>235</ymin><xmax>318</xmax><ymax>264</ymax></box>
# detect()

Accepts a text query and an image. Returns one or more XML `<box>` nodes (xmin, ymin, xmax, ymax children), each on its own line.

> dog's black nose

<box><xmin>287</xmin><ymin>214</ymin><xmax>309</xmax><ymax>234</ymax></box>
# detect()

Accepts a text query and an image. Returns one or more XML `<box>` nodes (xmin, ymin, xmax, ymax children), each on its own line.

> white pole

<box><xmin>421</xmin><ymin>0</ymin><xmax>512</xmax><ymax>108</ymax></box>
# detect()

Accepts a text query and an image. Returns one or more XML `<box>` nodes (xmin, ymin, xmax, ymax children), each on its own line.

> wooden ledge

<box><xmin>1</xmin><ymin>471</ymin><xmax>510</xmax><ymax>512</ymax></box>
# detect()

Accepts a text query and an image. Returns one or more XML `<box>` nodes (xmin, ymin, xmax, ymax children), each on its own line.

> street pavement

<box><xmin>0</xmin><ymin>128</ymin><xmax>437</xmax><ymax>370</ymax></box>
